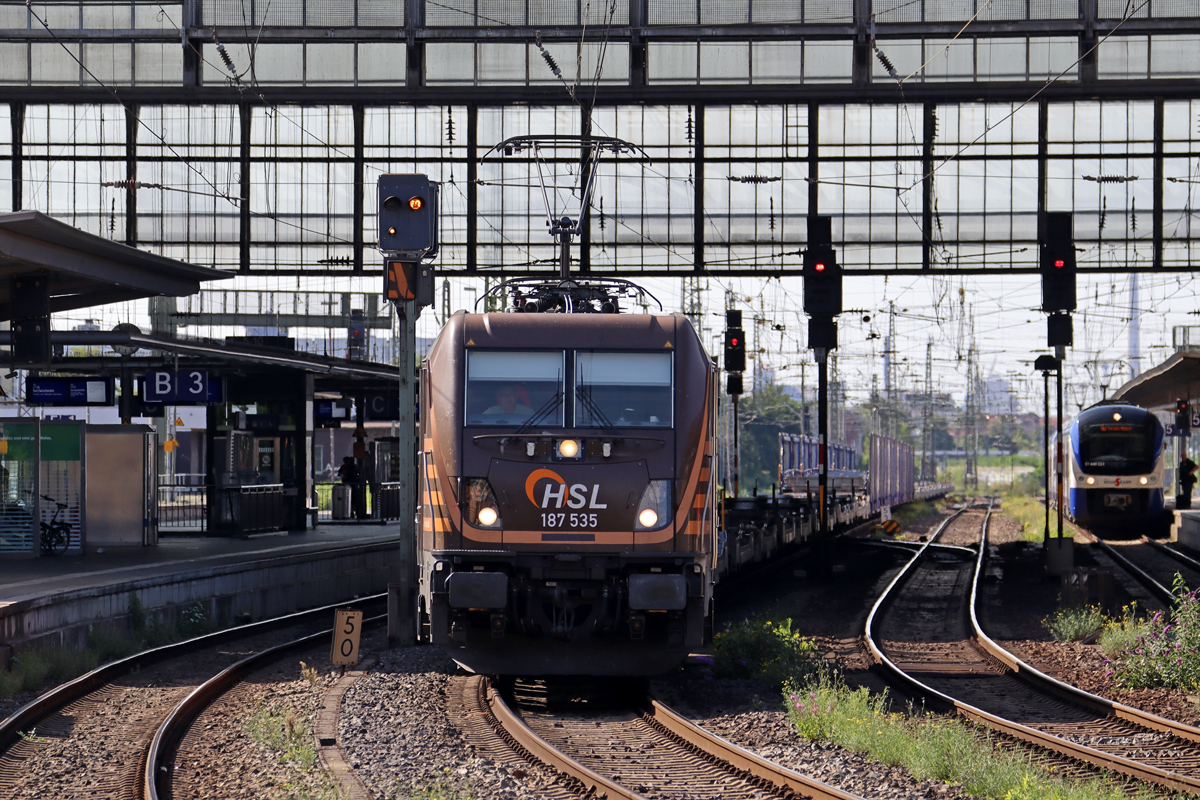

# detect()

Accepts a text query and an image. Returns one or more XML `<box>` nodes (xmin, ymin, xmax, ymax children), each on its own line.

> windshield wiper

<box><xmin>575</xmin><ymin>386</ymin><xmax>617</xmax><ymax>433</ymax></box>
<box><xmin>516</xmin><ymin>391</ymin><xmax>563</xmax><ymax>434</ymax></box>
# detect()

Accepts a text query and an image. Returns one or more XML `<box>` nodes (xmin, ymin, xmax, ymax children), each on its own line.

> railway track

<box><xmin>1079</xmin><ymin>528</ymin><xmax>1200</xmax><ymax>608</ymax></box>
<box><xmin>0</xmin><ymin>596</ymin><xmax>384</xmax><ymax>800</ymax></box>
<box><xmin>458</xmin><ymin>675</ymin><xmax>868</xmax><ymax>800</ymax></box>
<box><xmin>867</xmin><ymin>502</ymin><xmax>1200</xmax><ymax>795</ymax></box>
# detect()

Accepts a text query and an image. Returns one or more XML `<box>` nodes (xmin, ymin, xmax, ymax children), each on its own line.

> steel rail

<box><xmin>866</xmin><ymin>504</ymin><xmax>1200</xmax><ymax>794</ymax></box>
<box><xmin>644</xmin><ymin>699</ymin><xmax>869</xmax><ymax>800</ymax></box>
<box><xmin>1086</xmin><ymin>535</ymin><xmax>1175</xmax><ymax>606</ymax></box>
<box><xmin>483</xmin><ymin>679</ymin><xmax>645</xmax><ymax>800</ymax></box>
<box><xmin>0</xmin><ymin>593</ymin><xmax>386</xmax><ymax>752</ymax></box>
<box><xmin>1146</xmin><ymin>537</ymin><xmax>1200</xmax><ymax>571</ymax></box>
<box><xmin>853</xmin><ymin>538</ymin><xmax>978</xmax><ymax>556</ymax></box>
<box><xmin>972</xmin><ymin>534</ymin><xmax>1200</xmax><ymax>746</ymax></box>
<box><xmin>145</xmin><ymin>613</ymin><xmax>387</xmax><ymax>800</ymax></box>
<box><xmin>484</xmin><ymin>677</ymin><xmax>870</xmax><ymax>800</ymax></box>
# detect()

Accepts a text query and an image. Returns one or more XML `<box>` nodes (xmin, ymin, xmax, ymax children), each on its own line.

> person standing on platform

<box><xmin>337</xmin><ymin>456</ymin><xmax>360</xmax><ymax>520</ymax></box>
<box><xmin>1180</xmin><ymin>454</ymin><xmax>1198</xmax><ymax>510</ymax></box>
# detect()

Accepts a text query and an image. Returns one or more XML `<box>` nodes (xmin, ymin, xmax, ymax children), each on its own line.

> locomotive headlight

<box><xmin>1113</xmin><ymin>412</ymin><xmax>1122</xmax><ymax>421</ymax></box>
<box><xmin>1140</xmin><ymin>476</ymin><xmax>1149</xmax><ymax>485</ymax></box>
<box><xmin>1086</xmin><ymin>476</ymin><xmax>1096</xmax><ymax>485</ymax></box>
<box><xmin>463</xmin><ymin>478</ymin><xmax>502</xmax><ymax>528</ymax></box>
<box><xmin>634</xmin><ymin>480</ymin><xmax>671</xmax><ymax>531</ymax></box>
<box><xmin>556</xmin><ymin>438</ymin><xmax>581</xmax><ymax>459</ymax></box>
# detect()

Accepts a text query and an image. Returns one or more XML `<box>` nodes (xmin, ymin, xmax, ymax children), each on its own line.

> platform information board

<box><xmin>26</xmin><ymin>377</ymin><xmax>114</xmax><ymax>406</ymax></box>
<box><xmin>142</xmin><ymin>371</ymin><xmax>224</xmax><ymax>404</ymax></box>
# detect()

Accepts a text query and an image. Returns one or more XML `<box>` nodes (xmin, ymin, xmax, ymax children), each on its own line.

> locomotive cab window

<box><xmin>465</xmin><ymin>350</ymin><xmax>564</xmax><ymax>427</ymax></box>
<box><xmin>575</xmin><ymin>352</ymin><xmax>673</xmax><ymax>428</ymax></box>
<box><xmin>1078</xmin><ymin>420</ymin><xmax>1156</xmax><ymax>475</ymax></box>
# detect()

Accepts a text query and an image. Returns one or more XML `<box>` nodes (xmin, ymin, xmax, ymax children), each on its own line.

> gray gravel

<box><xmin>339</xmin><ymin>644</ymin><xmax>556</xmax><ymax>800</ymax></box>
<box><xmin>696</xmin><ymin>708</ymin><xmax>972</xmax><ymax>800</ymax></box>
<box><xmin>340</xmin><ymin>643</ymin><xmax>980</xmax><ymax>800</ymax></box>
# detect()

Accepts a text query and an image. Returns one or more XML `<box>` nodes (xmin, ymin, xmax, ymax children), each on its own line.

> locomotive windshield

<box><xmin>465</xmin><ymin>350</ymin><xmax>564</xmax><ymax>427</ymax></box>
<box><xmin>1078</xmin><ymin>419</ymin><xmax>1157</xmax><ymax>475</ymax></box>
<box><xmin>575</xmin><ymin>351</ymin><xmax>673</xmax><ymax>428</ymax></box>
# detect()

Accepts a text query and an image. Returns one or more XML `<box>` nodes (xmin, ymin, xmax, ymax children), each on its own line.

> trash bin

<box><xmin>332</xmin><ymin>485</ymin><xmax>353</xmax><ymax>520</ymax></box>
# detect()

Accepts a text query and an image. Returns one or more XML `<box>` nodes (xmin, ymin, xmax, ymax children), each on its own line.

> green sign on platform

<box><xmin>0</xmin><ymin>423</ymin><xmax>81</xmax><ymax>461</ymax></box>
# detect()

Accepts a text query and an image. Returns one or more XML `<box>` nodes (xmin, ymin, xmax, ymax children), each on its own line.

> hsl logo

<box><xmin>525</xmin><ymin>469</ymin><xmax>608</xmax><ymax>509</ymax></box>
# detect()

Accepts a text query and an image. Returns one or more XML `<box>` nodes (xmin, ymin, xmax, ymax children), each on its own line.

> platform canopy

<box><xmin>1112</xmin><ymin>352</ymin><xmax>1200</xmax><ymax>410</ymax></box>
<box><xmin>0</xmin><ymin>211</ymin><xmax>228</xmax><ymax>320</ymax></box>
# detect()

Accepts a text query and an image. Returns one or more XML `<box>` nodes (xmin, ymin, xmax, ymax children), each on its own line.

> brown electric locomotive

<box><xmin>416</xmin><ymin>279</ymin><xmax>717</xmax><ymax>675</ymax></box>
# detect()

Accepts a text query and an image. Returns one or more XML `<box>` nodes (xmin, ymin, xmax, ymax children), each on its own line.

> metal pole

<box><xmin>1056</xmin><ymin>362</ymin><xmax>1064</xmax><ymax>539</ymax></box>
<box><xmin>818</xmin><ymin>348</ymin><xmax>829</xmax><ymax>535</ymax></box>
<box><xmin>732</xmin><ymin>394</ymin><xmax>740</xmax><ymax>498</ymax></box>
<box><xmin>1043</xmin><ymin>370</ymin><xmax>1050</xmax><ymax>543</ymax></box>
<box><xmin>390</xmin><ymin>299</ymin><xmax>417</xmax><ymax>647</ymax></box>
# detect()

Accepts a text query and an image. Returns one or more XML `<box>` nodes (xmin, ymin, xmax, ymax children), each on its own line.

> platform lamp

<box><xmin>1033</xmin><ymin>355</ymin><xmax>1060</xmax><ymax>543</ymax></box>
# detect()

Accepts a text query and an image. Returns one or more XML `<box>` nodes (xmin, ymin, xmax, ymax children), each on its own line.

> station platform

<box><xmin>0</xmin><ymin>524</ymin><xmax>406</xmax><ymax>659</ymax></box>
<box><xmin>1173</xmin><ymin>508</ymin><xmax>1200</xmax><ymax>553</ymax></box>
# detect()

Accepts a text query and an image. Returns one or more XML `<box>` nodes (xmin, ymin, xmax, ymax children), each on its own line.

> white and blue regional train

<box><xmin>1051</xmin><ymin>402</ymin><xmax>1166</xmax><ymax>533</ymax></box>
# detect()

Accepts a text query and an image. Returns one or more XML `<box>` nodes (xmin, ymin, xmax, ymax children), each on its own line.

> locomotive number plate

<box><xmin>540</xmin><ymin>512</ymin><xmax>600</xmax><ymax>528</ymax></box>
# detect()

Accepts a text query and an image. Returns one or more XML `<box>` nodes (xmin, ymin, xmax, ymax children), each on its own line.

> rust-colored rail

<box><xmin>0</xmin><ymin>594</ymin><xmax>386</xmax><ymax>754</ymax></box>
<box><xmin>486</xmin><ymin>676</ymin><xmax>870</xmax><ymax>800</ymax></box>
<box><xmin>866</xmin><ymin>503</ymin><xmax>1200</xmax><ymax>795</ymax></box>
<box><xmin>145</xmin><ymin>612</ymin><xmax>387</xmax><ymax>800</ymax></box>
<box><xmin>644</xmin><ymin>699</ymin><xmax>868</xmax><ymax>800</ymax></box>
<box><xmin>483</xmin><ymin>679</ymin><xmax>643</xmax><ymax>800</ymax></box>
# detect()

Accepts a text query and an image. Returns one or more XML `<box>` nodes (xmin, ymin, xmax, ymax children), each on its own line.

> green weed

<box><xmin>712</xmin><ymin>618</ymin><xmax>832</xmax><ymax>687</ymax></box>
<box><xmin>0</xmin><ymin>598</ymin><xmax>220</xmax><ymax>701</ymax></box>
<box><xmin>892</xmin><ymin>500</ymin><xmax>938</xmax><ymax>530</ymax></box>
<box><xmin>784</xmin><ymin>673</ymin><xmax>1159</xmax><ymax>800</ymax></box>
<box><xmin>1098</xmin><ymin>603</ymin><xmax>1147</xmax><ymax>658</ymax></box>
<box><xmin>300</xmin><ymin>661</ymin><xmax>321</xmax><ymax>687</ymax></box>
<box><xmin>245</xmin><ymin>703</ymin><xmax>319</xmax><ymax>771</ymax></box>
<box><xmin>1109</xmin><ymin>574</ymin><xmax>1200</xmax><ymax>690</ymax></box>
<box><xmin>1042</xmin><ymin>605</ymin><xmax>1107</xmax><ymax>642</ymax></box>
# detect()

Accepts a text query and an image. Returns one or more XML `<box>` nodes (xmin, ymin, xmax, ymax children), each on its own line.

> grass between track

<box><xmin>712</xmin><ymin>619</ymin><xmax>1174</xmax><ymax>799</ymax></box>
<box><xmin>0</xmin><ymin>592</ymin><xmax>217</xmax><ymax>698</ymax></box>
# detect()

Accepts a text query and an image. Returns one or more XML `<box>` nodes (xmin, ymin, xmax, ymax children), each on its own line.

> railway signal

<box><xmin>723</xmin><ymin>327</ymin><xmax>746</xmax><ymax>374</ymax></box>
<box><xmin>1041</xmin><ymin>211</ymin><xmax>1076</xmax><ymax>313</ymax></box>
<box><xmin>801</xmin><ymin>215</ymin><xmax>842</xmax><ymax>537</ymax></box>
<box><xmin>1178</xmin><ymin>399</ymin><xmax>1191</xmax><ymax>435</ymax></box>
<box><xmin>802</xmin><ymin>218</ymin><xmax>842</xmax><ymax>317</ymax></box>
<box><xmin>378</xmin><ymin>174</ymin><xmax>439</xmax><ymax>258</ymax></box>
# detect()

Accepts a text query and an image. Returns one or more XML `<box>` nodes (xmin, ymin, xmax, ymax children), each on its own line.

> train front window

<box><xmin>575</xmin><ymin>352</ymin><xmax>673</xmax><ymax>428</ymax></box>
<box><xmin>1079</xmin><ymin>422</ymin><xmax>1155</xmax><ymax>475</ymax></box>
<box><xmin>465</xmin><ymin>351</ymin><xmax>564</xmax><ymax>427</ymax></box>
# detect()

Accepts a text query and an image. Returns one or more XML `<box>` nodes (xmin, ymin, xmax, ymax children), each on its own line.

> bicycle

<box><xmin>39</xmin><ymin>495</ymin><xmax>70</xmax><ymax>556</ymax></box>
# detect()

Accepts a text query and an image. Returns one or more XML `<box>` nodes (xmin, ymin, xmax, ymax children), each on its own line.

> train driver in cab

<box><xmin>484</xmin><ymin>385</ymin><xmax>533</xmax><ymax>418</ymax></box>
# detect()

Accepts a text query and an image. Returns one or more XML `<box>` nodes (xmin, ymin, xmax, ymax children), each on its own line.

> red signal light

<box><xmin>730</xmin><ymin>338</ymin><xmax>738</xmax><ymax>346</ymax></box>
<box><xmin>814</xmin><ymin>262</ymin><xmax>826</xmax><ymax>272</ymax></box>
<box><xmin>1054</xmin><ymin>259</ymin><xmax>1064</xmax><ymax>268</ymax></box>
<box><xmin>408</xmin><ymin>196</ymin><xmax>423</xmax><ymax>211</ymax></box>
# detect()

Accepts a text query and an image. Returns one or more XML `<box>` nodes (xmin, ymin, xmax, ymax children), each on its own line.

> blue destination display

<box><xmin>315</xmin><ymin>401</ymin><xmax>350</xmax><ymax>420</ymax></box>
<box><xmin>142</xmin><ymin>371</ymin><xmax>224</xmax><ymax>404</ymax></box>
<box><xmin>26</xmin><ymin>377</ymin><xmax>115</xmax><ymax>406</ymax></box>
